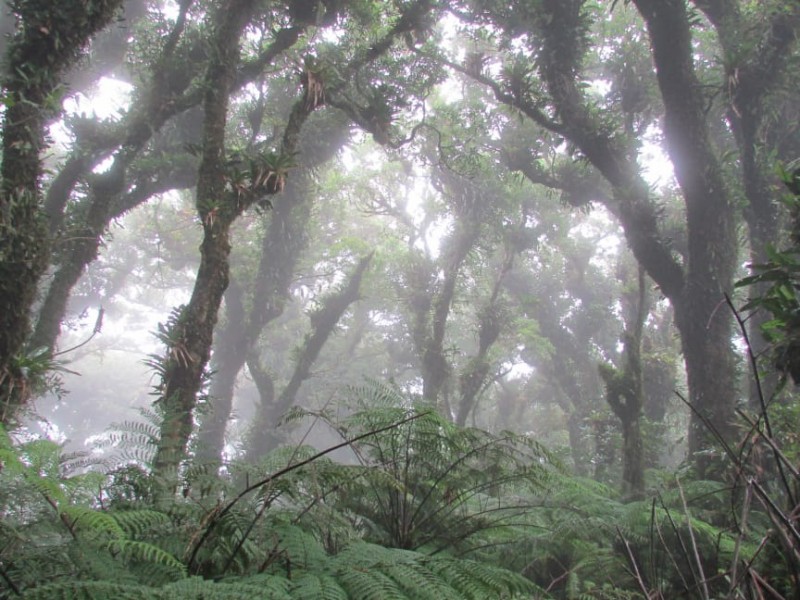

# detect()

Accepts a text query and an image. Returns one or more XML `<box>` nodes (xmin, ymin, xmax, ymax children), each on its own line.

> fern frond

<box><xmin>424</xmin><ymin>556</ymin><xmax>540</xmax><ymax>599</ymax></box>
<box><xmin>335</xmin><ymin>566</ymin><xmax>407</xmax><ymax>599</ymax></box>
<box><xmin>111</xmin><ymin>509</ymin><xmax>172</xmax><ymax>538</ymax></box>
<box><xmin>19</xmin><ymin>581</ymin><xmax>161</xmax><ymax>599</ymax></box>
<box><xmin>62</xmin><ymin>505</ymin><xmax>125</xmax><ymax>539</ymax></box>
<box><xmin>269</xmin><ymin>523</ymin><xmax>329</xmax><ymax>570</ymax></box>
<box><xmin>107</xmin><ymin>539</ymin><xmax>187</xmax><ymax>578</ymax></box>
<box><xmin>162</xmin><ymin>576</ymin><xmax>292</xmax><ymax>599</ymax></box>
<box><xmin>290</xmin><ymin>572</ymin><xmax>349</xmax><ymax>600</ymax></box>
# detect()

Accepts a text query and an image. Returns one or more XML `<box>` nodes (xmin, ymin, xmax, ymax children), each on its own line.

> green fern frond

<box><xmin>335</xmin><ymin>566</ymin><xmax>407</xmax><ymax>599</ymax></box>
<box><xmin>380</xmin><ymin>561</ymin><xmax>463</xmax><ymax>600</ymax></box>
<box><xmin>223</xmin><ymin>573</ymin><xmax>293</xmax><ymax>596</ymax></box>
<box><xmin>162</xmin><ymin>576</ymin><xmax>292</xmax><ymax>599</ymax></box>
<box><xmin>290</xmin><ymin>572</ymin><xmax>349</xmax><ymax>600</ymax></box>
<box><xmin>111</xmin><ymin>509</ymin><xmax>172</xmax><ymax>537</ymax></box>
<box><xmin>20</xmin><ymin>581</ymin><xmax>161</xmax><ymax>599</ymax></box>
<box><xmin>269</xmin><ymin>523</ymin><xmax>330</xmax><ymax>570</ymax></box>
<box><xmin>422</xmin><ymin>555</ymin><xmax>540</xmax><ymax>599</ymax></box>
<box><xmin>107</xmin><ymin>539</ymin><xmax>187</xmax><ymax>578</ymax></box>
<box><xmin>62</xmin><ymin>505</ymin><xmax>125</xmax><ymax>539</ymax></box>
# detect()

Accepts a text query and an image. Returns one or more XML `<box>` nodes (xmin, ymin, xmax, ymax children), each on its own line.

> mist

<box><xmin>1</xmin><ymin>0</ymin><xmax>798</xmax><ymax>597</ymax></box>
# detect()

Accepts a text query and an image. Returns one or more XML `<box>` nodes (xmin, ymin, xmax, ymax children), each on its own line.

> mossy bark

<box><xmin>479</xmin><ymin>0</ymin><xmax>738</xmax><ymax>474</ymax></box>
<box><xmin>634</xmin><ymin>0</ymin><xmax>739</xmax><ymax>470</ymax></box>
<box><xmin>0</xmin><ymin>0</ymin><xmax>123</xmax><ymax>424</ymax></box>
<box><xmin>195</xmin><ymin>121</ymin><xmax>348</xmax><ymax>465</ymax></box>
<box><xmin>610</xmin><ymin>264</ymin><xmax>648</xmax><ymax>498</ymax></box>
<box><xmin>151</xmin><ymin>0</ymin><xmax>258</xmax><ymax>489</ymax></box>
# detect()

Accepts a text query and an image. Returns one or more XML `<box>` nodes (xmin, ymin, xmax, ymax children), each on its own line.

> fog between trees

<box><xmin>1</xmin><ymin>0</ymin><xmax>799</xmax><ymax>598</ymax></box>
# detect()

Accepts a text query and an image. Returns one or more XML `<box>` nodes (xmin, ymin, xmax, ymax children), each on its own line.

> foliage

<box><xmin>303</xmin><ymin>380</ymin><xmax>556</xmax><ymax>554</ymax></box>
<box><xmin>0</xmin><ymin>405</ymin><xmax>545</xmax><ymax>599</ymax></box>
<box><xmin>3</xmin><ymin>0</ymin><xmax>800</xmax><ymax>598</ymax></box>
<box><xmin>737</xmin><ymin>166</ymin><xmax>800</xmax><ymax>384</ymax></box>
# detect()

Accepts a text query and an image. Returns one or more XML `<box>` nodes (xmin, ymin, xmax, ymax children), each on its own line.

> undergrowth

<box><xmin>1</xmin><ymin>377</ymin><xmax>798</xmax><ymax>599</ymax></box>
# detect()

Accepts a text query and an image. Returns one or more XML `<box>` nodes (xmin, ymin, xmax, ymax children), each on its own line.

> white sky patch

<box><xmin>161</xmin><ymin>0</ymin><xmax>181</xmax><ymax>21</ymax></box>
<box><xmin>50</xmin><ymin>76</ymin><xmax>134</xmax><ymax>153</ymax></box>
<box><xmin>589</xmin><ymin>78</ymin><xmax>611</xmax><ymax>97</ymax></box>
<box><xmin>639</xmin><ymin>124</ymin><xmax>676</xmax><ymax>187</ymax></box>
<box><xmin>569</xmin><ymin>206</ymin><xmax>623</xmax><ymax>269</ymax></box>
<box><xmin>63</xmin><ymin>76</ymin><xmax>134</xmax><ymax>120</ymax></box>
<box><xmin>506</xmin><ymin>361</ymin><xmax>534</xmax><ymax>380</ymax></box>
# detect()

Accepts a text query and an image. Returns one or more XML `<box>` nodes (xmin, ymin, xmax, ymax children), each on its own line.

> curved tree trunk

<box><xmin>193</xmin><ymin>278</ymin><xmax>247</xmax><ymax>464</ymax></box>
<box><xmin>151</xmin><ymin>0</ymin><xmax>319</xmax><ymax>489</ymax></box>
<box><xmin>243</xmin><ymin>252</ymin><xmax>374</xmax><ymax>462</ymax></box>
<box><xmin>697</xmin><ymin>1</ymin><xmax>800</xmax><ymax>409</ymax></box>
<box><xmin>402</xmin><ymin>173</ymin><xmax>483</xmax><ymax>418</ymax></box>
<box><xmin>31</xmin><ymin>166</ymin><xmax>197</xmax><ymax>352</ymax></box>
<box><xmin>194</xmin><ymin>123</ymin><xmax>348</xmax><ymax>465</ymax></box>
<box><xmin>194</xmin><ymin>176</ymin><xmax>314</xmax><ymax>464</ymax></box>
<box><xmin>462</xmin><ymin>0</ymin><xmax>738</xmax><ymax>475</ymax></box>
<box><xmin>33</xmin><ymin>13</ymin><xmax>302</xmax><ymax>355</ymax></box>
<box><xmin>455</xmin><ymin>248</ymin><xmax>514</xmax><ymax>426</ymax></box>
<box><xmin>503</xmin><ymin>266</ymin><xmax>599</xmax><ymax>477</ymax></box>
<box><xmin>633</xmin><ymin>0</ymin><xmax>739</xmax><ymax>472</ymax></box>
<box><xmin>0</xmin><ymin>0</ymin><xmax>123</xmax><ymax>424</ymax></box>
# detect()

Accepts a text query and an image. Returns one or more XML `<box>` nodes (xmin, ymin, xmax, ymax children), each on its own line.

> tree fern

<box><xmin>308</xmin><ymin>380</ymin><xmax>556</xmax><ymax>554</ymax></box>
<box><xmin>161</xmin><ymin>576</ymin><xmax>293</xmax><ymax>599</ymax></box>
<box><xmin>422</xmin><ymin>554</ymin><xmax>541</xmax><ymax>599</ymax></box>
<box><xmin>19</xmin><ymin>581</ymin><xmax>162</xmax><ymax>600</ymax></box>
<box><xmin>111</xmin><ymin>509</ymin><xmax>172</xmax><ymax>538</ymax></box>
<box><xmin>290</xmin><ymin>572</ymin><xmax>349</xmax><ymax>600</ymax></box>
<box><xmin>107</xmin><ymin>539</ymin><xmax>186</xmax><ymax>576</ymax></box>
<box><xmin>61</xmin><ymin>505</ymin><xmax>125</xmax><ymax>540</ymax></box>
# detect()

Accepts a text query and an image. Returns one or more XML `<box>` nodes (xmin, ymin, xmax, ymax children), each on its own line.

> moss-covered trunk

<box><xmin>151</xmin><ymin>0</ymin><xmax>255</xmax><ymax>489</ymax></box>
<box><xmin>0</xmin><ymin>0</ymin><xmax>123</xmax><ymax>424</ymax></box>
<box><xmin>634</xmin><ymin>0</ymin><xmax>739</xmax><ymax>469</ymax></box>
<box><xmin>195</xmin><ymin>126</ymin><xmax>347</xmax><ymax>464</ymax></box>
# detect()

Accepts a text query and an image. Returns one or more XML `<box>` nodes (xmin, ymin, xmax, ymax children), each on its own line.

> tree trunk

<box><xmin>32</xmin><ymin>14</ymin><xmax>302</xmax><ymax>355</ymax></box>
<box><xmin>513</xmin><ymin>0</ymin><xmax>738</xmax><ymax>475</ymax></box>
<box><xmin>503</xmin><ymin>267</ymin><xmax>598</xmax><ymax>477</ymax></box>
<box><xmin>244</xmin><ymin>253</ymin><xmax>373</xmax><ymax>462</ymax></box>
<box><xmin>194</xmin><ymin>123</ymin><xmax>348</xmax><ymax>464</ymax></box>
<box><xmin>193</xmin><ymin>180</ymin><xmax>312</xmax><ymax>464</ymax></box>
<box><xmin>151</xmin><ymin>0</ymin><xmax>324</xmax><ymax>489</ymax></box>
<box><xmin>31</xmin><ymin>166</ymin><xmax>197</xmax><ymax>353</ymax></box>
<box><xmin>0</xmin><ymin>0</ymin><xmax>123</xmax><ymax>424</ymax></box>
<box><xmin>151</xmin><ymin>0</ymin><xmax>257</xmax><ymax>489</ymax></box>
<box><xmin>417</xmin><ymin>214</ymin><xmax>481</xmax><ymax>415</ymax></box>
<box><xmin>634</xmin><ymin>0</ymin><xmax>739</xmax><ymax>471</ymax></box>
<box><xmin>603</xmin><ymin>264</ymin><xmax>648</xmax><ymax>500</ymax></box>
<box><xmin>599</xmin><ymin>338</ymin><xmax>645</xmax><ymax>499</ymax></box>
<box><xmin>193</xmin><ymin>278</ymin><xmax>247</xmax><ymax>464</ymax></box>
<box><xmin>701</xmin><ymin>2</ymin><xmax>800</xmax><ymax>409</ymax></box>
<box><xmin>455</xmin><ymin>252</ymin><xmax>513</xmax><ymax>426</ymax></box>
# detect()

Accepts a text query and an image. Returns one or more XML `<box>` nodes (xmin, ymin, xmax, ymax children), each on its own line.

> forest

<box><xmin>0</xmin><ymin>0</ymin><xmax>799</xmax><ymax>597</ymax></box>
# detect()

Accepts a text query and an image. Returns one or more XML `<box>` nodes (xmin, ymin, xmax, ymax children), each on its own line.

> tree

<box><xmin>150</xmin><ymin>0</ymin><xmax>324</xmax><ymax>488</ymax></box>
<box><xmin>441</xmin><ymin>0</ymin><xmax>749</xmax><ymax>471</ymax></box>
<box><xmin>243</xmin><ymin>251</ymin><xmax>374</xmax><ymax>462</ymax></box>
<box><xmin>195</xmin><ymin>114</ymin><xmax>351</xmax><ymax>466</ymax></box>
<box><xmin>599</xmin><ymin>264</ymin><xmax>647</xmax><ymax>500</ymax></box>
<box><xmin>0</xmin><ymin>0</ymin><xmax>124</xmax><ymax>424</ymax></box>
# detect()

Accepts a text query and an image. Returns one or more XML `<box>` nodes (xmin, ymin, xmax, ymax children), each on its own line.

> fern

<box><xmin>61</xmin><ymin>505</ymin><xmax>125</xmax><ymax>540</ymax></box>
<box><xmin>107</xmin><ymin>539</ymin><xmax>186</xmax><ymax>577</ymax></box>
<box><xmin>111</xmin><ymin>509</ymin><xmax>172</xmax><ymax>537</ymax></box>
<box><xmin>309</xmin><ymin>380</ymin><xmax>556</xmax><ymax>554</ymax></box>
<box><xmin>290</xmin><ymin>573</ymin><xmax>349</xmax><ymax>600</ymax></box>
<box><xmin>19</xmin><ymin>581</ymin><xmax>162</xmax><ymax>599</ymax></box>
<box><xmin>161</xmin><ymin>576</ymin><xmax>292</xmax><ymax>599</ymax></box>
